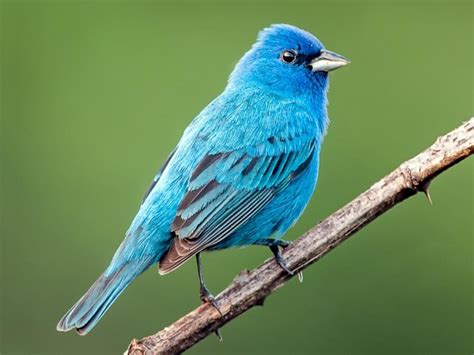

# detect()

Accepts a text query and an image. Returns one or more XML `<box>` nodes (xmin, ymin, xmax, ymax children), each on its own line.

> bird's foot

<box><xmin>195</xmin><ymin>253</ymin><xmax>223</xmax><ymax>340</ymax></box>
<box><xmin>200</xmin><ymin>288</ymin><xmax>222</xmax><ymax>315</ymax></box>
<box><xmin>276</xmin><ymin>241</ymin><xmax>303</xmax><ymax>281</ymax></box>
<box><xmin>200</xmin><ymin>286</ymin><xmax>223</xmax><ymax>340</ymax></box>
<box><xmin>200</xmin><ymin>285</ymin><xmax>223</xmax><ymax>317</ymax></box>
<box><xmin>254</xmin><ymin>238</ymin><xmax>292</xmax><ymax>248</ymax></box>
<box><xmin>272</xmin><ymin>239</ymin><xmax>292</xmax><ymax>248</ymax></box>
<box><xmin>270</xmin><ymin>243</ymin><xmax>294</xmax><ymax>275</ymax></box>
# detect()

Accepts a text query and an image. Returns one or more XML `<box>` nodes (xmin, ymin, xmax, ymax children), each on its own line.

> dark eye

<box><xmin>280</xmin><ymin>50</ymin><xmax>297</xmax><ymax>64</ymax></box>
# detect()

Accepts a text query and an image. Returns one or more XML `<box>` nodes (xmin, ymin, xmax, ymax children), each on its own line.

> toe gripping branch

<box><xmin>269</xmin><ymin>241</ymin><xmax>294</xmax><ymax>275</ymax></box>
<box><xmin>265</xmin><ymin>239</ymin><xmax>303</xmax><ymax>282</ymax></box>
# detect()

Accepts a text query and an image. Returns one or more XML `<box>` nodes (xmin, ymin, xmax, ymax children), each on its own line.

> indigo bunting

<box><xmin>57</xmin><ymin>24</ymin><xmax>349</xmax><ymax>335</ymax></box>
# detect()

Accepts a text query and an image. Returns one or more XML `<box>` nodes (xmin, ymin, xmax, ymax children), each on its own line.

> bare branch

<box><xmin>127</xmin><ymin>118</ymin><xmax>474</xmax><ymax>355</ymax></box>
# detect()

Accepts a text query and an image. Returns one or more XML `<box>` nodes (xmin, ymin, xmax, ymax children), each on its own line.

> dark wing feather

<box><xmin>160</xmin><ymin>188</ymin><xmax>276</xmax><ymax>273</ymax></box>
<box><xmin>158</xmin><ymin>139</ymin><xmax>315</xmax><ymax>274</ymax></box>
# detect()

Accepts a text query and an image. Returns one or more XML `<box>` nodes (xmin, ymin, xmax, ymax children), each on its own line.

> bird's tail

<box><xmin>56</xmin><ymin>258</ymin><xmax>152</xmax><ymax>335</ymax></box>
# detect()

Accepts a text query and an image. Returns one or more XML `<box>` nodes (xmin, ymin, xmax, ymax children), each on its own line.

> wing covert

<box><xmin>159</xmin><ymin>137</ymin><xmax>316</xmax><ymax>274</ymax></box>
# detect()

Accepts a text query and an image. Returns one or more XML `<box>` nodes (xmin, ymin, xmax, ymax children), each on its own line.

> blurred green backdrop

<box><xmin>1</xmin><ymin>1</ymin><xmax>472</xmax><ymax>354</ymax></box>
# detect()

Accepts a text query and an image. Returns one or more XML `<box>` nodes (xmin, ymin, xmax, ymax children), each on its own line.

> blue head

<box><xmin>229</xmin><ymin>24</ymin><xmax>349</xmax><ymax>102</ymax></box>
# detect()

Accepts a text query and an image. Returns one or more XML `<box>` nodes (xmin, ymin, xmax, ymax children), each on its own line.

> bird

<box><xmin>57</xmin><ymin>23</ymin><xmax>349</xmax><ymax>335</ymax></box>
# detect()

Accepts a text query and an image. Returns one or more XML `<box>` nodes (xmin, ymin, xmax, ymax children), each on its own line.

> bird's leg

<box><xmin>255</xmin><ymin>239</ymin><xmax>295</xmax><ymax>275</ymax></box>
<box><xmin>196</xmin><ymin>253</ymin><xmax>223</xmax><ymax>341</ymax></box>
<box><xmin>196</xmin><ymin>253</ymin><xmax>221</xmax><ymax>312</ymax></box>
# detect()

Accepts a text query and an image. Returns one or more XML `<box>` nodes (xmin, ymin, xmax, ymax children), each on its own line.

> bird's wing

<box><xmin>142</xmin><ymin>148</ymin><xmax>177</xmax><ymax>204</ymax></box>
<box><xmin>158</xmin><ymin>137</ymin><xmax>316</xmax><ymax>274</ymax></box>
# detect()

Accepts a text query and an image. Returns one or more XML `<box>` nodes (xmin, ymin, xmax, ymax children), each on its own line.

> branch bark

<box><xmin>127</xmin><ymin>118</ymin><xmax>474</xmax><ymax>355</ymax></box>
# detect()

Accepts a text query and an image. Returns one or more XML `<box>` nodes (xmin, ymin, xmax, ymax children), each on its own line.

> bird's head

<box><xmin>229</xmin><ymin>24</ymin><xmax>349</xmax><ymax>99</ymax></box>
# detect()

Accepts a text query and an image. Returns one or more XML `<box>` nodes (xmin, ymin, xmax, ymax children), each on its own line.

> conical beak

<box><xmin>309</xmin><ymin>49</ymin><xmax>350</xmax><ymax>72</ymax></box>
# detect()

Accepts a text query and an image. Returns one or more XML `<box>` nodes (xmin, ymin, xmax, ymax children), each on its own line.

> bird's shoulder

<box><xmin>184</xmin><ymin>86</ymin><xmax>321</xmax><ymax>153</ymax></box>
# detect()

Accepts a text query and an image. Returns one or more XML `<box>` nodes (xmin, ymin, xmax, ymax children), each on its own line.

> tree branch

<box><xmin>126</xmin><ymin>118</ymin><xmax>473</xmax><ymax>355</ymax></box>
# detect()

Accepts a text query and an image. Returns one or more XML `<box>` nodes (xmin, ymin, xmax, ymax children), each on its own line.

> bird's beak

<box><xmin>309</xmin><ymin>49</ymin><xmax>350</xmax><ymax>72</ymax></box>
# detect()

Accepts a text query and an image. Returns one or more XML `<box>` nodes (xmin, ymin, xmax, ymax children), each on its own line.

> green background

<box><xmin>1</xmin><ymin>1</ymin><xmax>472</xmax><ymax>354</ymax></box>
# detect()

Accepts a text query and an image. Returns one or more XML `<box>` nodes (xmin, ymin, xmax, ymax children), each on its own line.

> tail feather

<box><xmin>57</xmin><ymin>260</ymin><xmax>149</xmax><ymax>335</ymax></box>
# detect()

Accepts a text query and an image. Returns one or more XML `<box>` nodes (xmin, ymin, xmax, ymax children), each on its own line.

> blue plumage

<box><xmin>57</xmin><ymin>24</ymin><xmax>349</xmax><ymax>335</ymax></box>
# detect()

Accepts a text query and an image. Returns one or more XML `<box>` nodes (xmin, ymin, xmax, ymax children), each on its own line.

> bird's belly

<box><xmin>209</xmin><ymin>153</ymin><xmax>319</xmax><ymax>250</ymax></box>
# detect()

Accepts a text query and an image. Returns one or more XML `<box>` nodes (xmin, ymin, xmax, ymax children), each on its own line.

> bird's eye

<box><xmin>280</xmin><ymin>50</ymin><xmax>297</xmax><ymax>64</ymax></box>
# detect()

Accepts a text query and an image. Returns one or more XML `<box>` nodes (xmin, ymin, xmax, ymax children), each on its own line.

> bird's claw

<box><xmin>200</xmin><ymin>288</ymin><xmax>223</xmax><ymax>317</ymax></box>
<box><xmin>270</xmin><ymin>244</ymin><xmax>294</xmax><ymax>275</ymax></box>
<box><xmin>276</xmin><ymin>239</ymin><xmax>292</xmax><ymax>248</ymax></box>
<box><xmin>199</xmin><ymin>287</ymin><xmax>224</xmax><ymax>340</ymax></box>
<box><xmin>276</xmin><ymin>256</ymin><xmax>294</xmax><ymax>275</ymax></box>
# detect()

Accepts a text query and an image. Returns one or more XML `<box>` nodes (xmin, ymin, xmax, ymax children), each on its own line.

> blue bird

<box><xmin>57</xmin><ymin>24</ymin><xmax>349</xmax><ymax>335</ymax></box>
